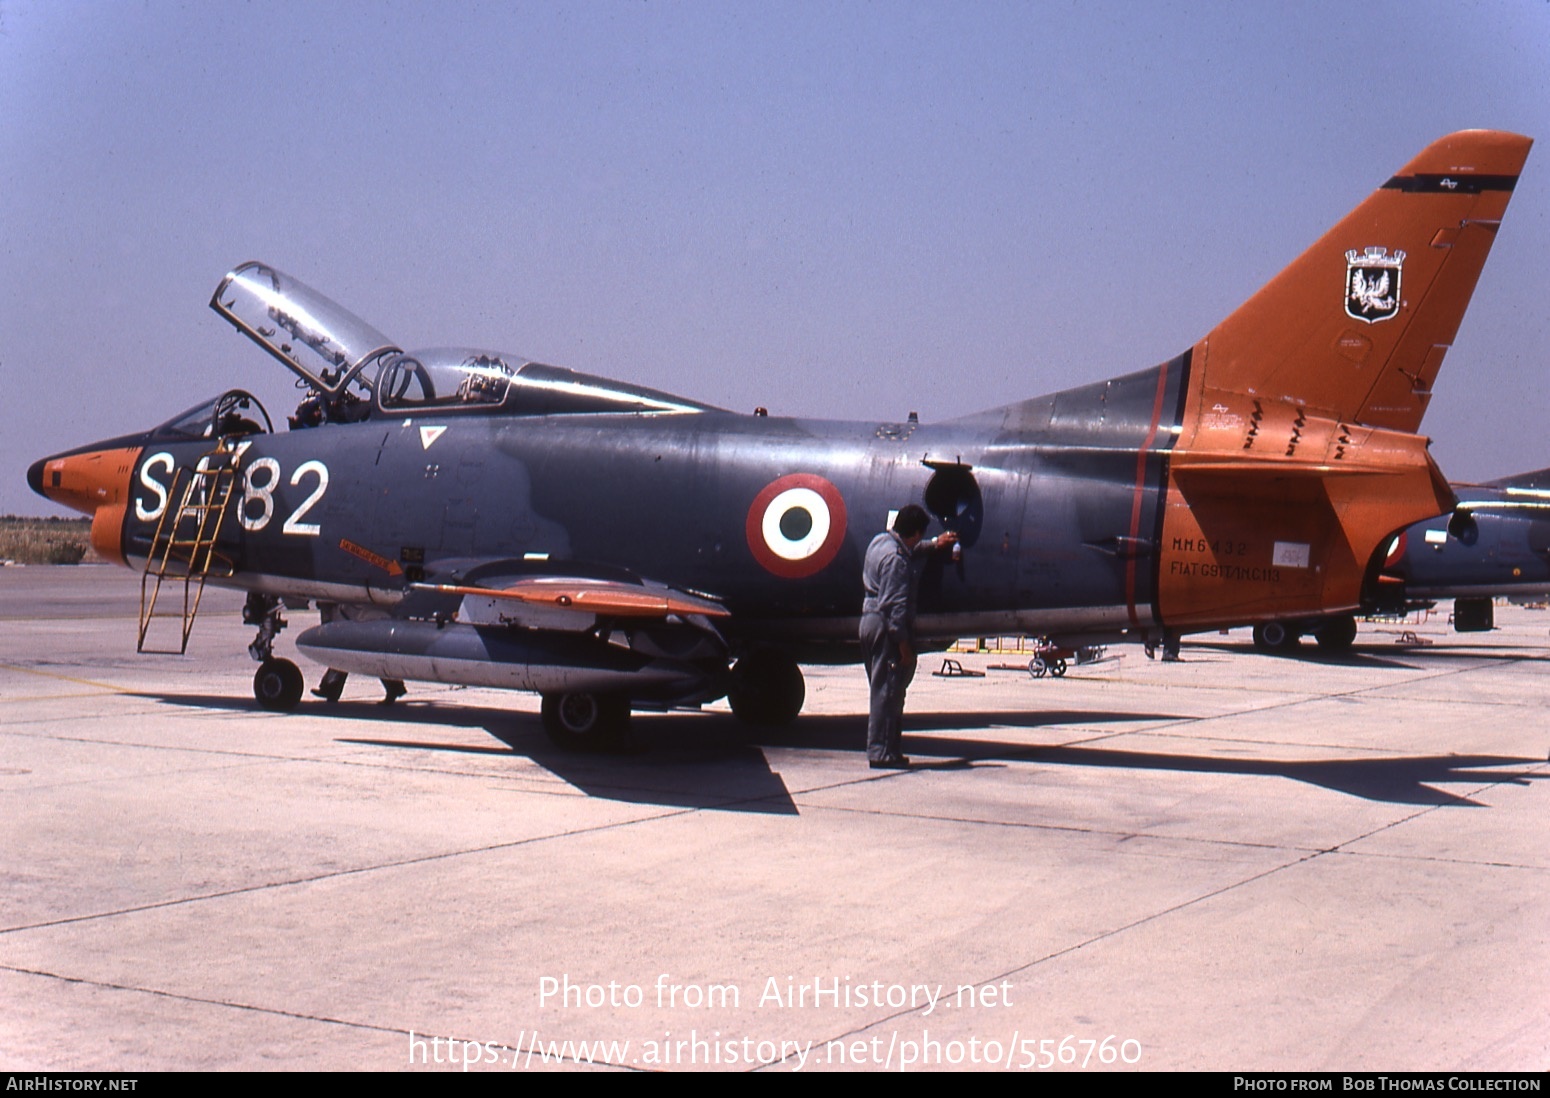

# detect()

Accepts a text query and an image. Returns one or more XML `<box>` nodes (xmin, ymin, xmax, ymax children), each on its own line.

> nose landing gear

<box><xmin>245</xmin><ymin>592</ymin><xmax>303</xmax><ymax>711</ymax></box>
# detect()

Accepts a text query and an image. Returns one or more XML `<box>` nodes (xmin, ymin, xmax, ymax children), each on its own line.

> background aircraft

<box><xmin>29</xmin><ymin>131</ymin><xmax>1532</xmax><ymax>746</ymax></box>
<box><xmin>1251</xmin><ymin>467</ymin><xmax>1550</xmax><ymax>651</ymax></box>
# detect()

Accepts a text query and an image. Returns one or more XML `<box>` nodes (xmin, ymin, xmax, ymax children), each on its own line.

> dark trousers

<box><xmin>860</xmin><ymin>613</ymin><xmax>914</xmax><ymax>760</ymax></box>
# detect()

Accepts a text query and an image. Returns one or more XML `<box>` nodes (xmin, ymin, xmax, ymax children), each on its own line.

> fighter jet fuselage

<box><xmin>100</xmin><ymin>364</ymin><xmax>1189</xmax><ymax>647</ymax></box>
<box><xmin>29</xmin><ymin>130</ymin><xmax>1535</xmax><ymax>744</ymax></box>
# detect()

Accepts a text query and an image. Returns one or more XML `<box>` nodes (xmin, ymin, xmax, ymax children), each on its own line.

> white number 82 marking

<box><xmin>239</xmin><ymin>458</ymin><xmax>329</xmax><ymax>535</ymax></box>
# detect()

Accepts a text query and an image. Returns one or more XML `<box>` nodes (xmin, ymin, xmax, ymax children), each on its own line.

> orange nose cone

<box><xmin>28</xmin><ymin>442</ymin><xmax>144</xmax><ymax>567</ymax></box>
<box><xmin>30</xmin><ymin>446</ymin><xmax>141</xmax><ymax>516</ymax></box>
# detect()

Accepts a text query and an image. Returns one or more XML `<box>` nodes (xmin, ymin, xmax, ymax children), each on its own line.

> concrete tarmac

<box><xmin>1</xmin><ymin>565</ymin><xmax>1546</xmax><ymax>1072</ymax></box>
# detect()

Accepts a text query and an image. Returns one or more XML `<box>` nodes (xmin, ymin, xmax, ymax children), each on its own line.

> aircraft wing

<box><xmin>297</xmin><ymin>570</ymin><xmax>732</xmax><ymax>716</ymax></box>
<box><xmin>411</xmin><ymin>576</ymin><xmax>730</xmax><ymax>618</ymax></box>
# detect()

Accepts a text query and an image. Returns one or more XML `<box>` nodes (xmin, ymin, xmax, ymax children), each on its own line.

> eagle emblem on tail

<box><xmin>1345</xmin><ymin>246</ymin><xmax>1405</xmax><ymax>323</ymax></box>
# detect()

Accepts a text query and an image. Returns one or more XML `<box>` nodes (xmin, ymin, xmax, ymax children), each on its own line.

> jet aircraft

<box><xmin>1251</xmin><ymin>466</ymin><xmax>1550</xmax><ymax>651</ymax></box>
<box><xmin>29</xmin><ymin>131</ymin><xmax>1532</xmax><ymax>746</ymax></box>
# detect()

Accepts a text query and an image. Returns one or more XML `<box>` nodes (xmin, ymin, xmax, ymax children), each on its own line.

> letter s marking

<box><xmin>135</xmin><ymin>452</ymin><xmax>175</xmax><ymax>522</ymax></box>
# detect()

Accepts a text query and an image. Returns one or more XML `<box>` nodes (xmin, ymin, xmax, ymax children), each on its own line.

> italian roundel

<box><xmin>745</xmin><ymin>473</ymin><xmax>848</xmax><ymax>579</ymax></box>
<box><xmin>1384</xmin><ymin>531</ymin><xmax>1407</xmax><ymax>568</ymax></box>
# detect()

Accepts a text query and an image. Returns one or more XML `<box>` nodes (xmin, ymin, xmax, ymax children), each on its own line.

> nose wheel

<box><xmin>254</xmin><ymin>658</ymin><xmax>305</xmax><ymax>711</ymax></box>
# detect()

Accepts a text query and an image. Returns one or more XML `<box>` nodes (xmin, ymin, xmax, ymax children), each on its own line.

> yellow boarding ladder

<box><xmin>137</xmin><ymin>443</ymin><xmax>242</xmax><ymax>654</ymax></box>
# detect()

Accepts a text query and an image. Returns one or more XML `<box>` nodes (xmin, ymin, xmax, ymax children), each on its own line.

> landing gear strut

<box><xmin>245</xmin><ymin>592</ymin><xmax>302</xmax><ymax>712</ymax></box>
<box><xmin>727</xmin><ymin>650</ymin><xmax>806</xmax><ymax>727</ymax></box>
<box><xmin>244</xmin><ymin>592</ymin><xmax>287</xmax><ymax>661</ymax></box>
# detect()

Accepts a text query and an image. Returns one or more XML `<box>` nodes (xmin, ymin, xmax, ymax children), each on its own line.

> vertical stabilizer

<box><xmin>1191</xmin><ymin>130</ymin><xmax>1531</xmax><ymax>434</ymax></box>
<box><xmin>1154</xmin><ymin>131</ymin><xmax>1532</xmax><ymax>632</ymax></box>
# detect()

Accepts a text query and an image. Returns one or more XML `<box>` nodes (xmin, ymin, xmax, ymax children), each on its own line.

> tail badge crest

<box><xmin>1345</xmin><ymin>247</ymin><xmax>1405</xmax><ymax>323</ymax></box>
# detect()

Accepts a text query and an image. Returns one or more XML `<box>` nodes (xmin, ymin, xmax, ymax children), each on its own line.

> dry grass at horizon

<box><xmin>0</xmin><ymin>515</ymin><xmax>96</xmax><ymax>565</ymax></box>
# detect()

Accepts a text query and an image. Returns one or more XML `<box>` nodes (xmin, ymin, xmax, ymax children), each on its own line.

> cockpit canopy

<box><xmin>211</xmin><ymin>262</ymin><xmax>398</xmax><ymax>395</ymax></box>
<box><xmin>375</xmin><ymin>349</ymin><xmax>721</xmax><ymax>416</ymax></box>
<box><xmin>150</xmin><ymin>389</ymin><xmax>274</xmax><ymax>442</ymax></box>
<box><xmin>209</xmin><ymin>261</ymin><xmax>722</xmax><ymax>425</ymax></box>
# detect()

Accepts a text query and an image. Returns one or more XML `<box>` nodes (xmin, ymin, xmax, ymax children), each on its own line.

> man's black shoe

<box><xmin>869</xmin><ymin>756</ymin><xmax>911</xmax><ymax>770</ymax></box>
<box><xmin>311</xmin><ymin>669</ymin><xmax>346</xmax><ymax>704</ymax></box>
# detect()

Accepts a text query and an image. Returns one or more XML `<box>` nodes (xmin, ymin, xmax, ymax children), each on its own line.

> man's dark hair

<box><xmin>893</xmin><ymin>504</ymin><xmax>930</xmax><ymax>538</ymax></box>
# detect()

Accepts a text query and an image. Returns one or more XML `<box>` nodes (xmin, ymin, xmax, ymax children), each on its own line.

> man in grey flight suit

<box><xmin>860</xmin><ymin>504</ymin><xmax>957</xmax><ymax>769</ymax></box>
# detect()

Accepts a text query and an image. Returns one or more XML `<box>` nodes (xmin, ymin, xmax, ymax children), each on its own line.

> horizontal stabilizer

<box><xmin>1485</xmin><ymin>467</ymin><xmax>1550</xmax><ymax>492</ymax></box>
<box><xmin>1171</xmin><ymin>457</ymin><xmax>1410</xmax><ymax>478</ymax></box>
<box><xmin>1456</xmin><ymin>500</ymin><xmax>1550</xmax><ymax>515</ymax></box>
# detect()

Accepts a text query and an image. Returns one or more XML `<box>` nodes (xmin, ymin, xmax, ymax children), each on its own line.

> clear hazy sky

<box><xmin>4</xmin><ymin>1</ymin><xmax>1548</xmax><ymax>515</ymax></box>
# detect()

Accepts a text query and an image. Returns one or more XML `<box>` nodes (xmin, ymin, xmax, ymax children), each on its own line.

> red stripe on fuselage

<box><xmin>1125</xmin><ymin>363</ymin><xmax>1171</xmax><ymax>629</ymax></box>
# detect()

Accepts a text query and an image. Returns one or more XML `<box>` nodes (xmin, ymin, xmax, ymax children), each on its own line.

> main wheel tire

<box><xmin>1051</xmin><ymin>658</ymin><xmax>1068</xmax><ymax>677</ymax></box>
<box><xmin>254</xmin><ymin>658</ymin><xmax>304</xmax><ymax>712</ymax></box>
<box><xmin>540</xmin><ymin>692</ymin><xmax>629</xmax><ymax>750</ymax></box>
<box><xmin>1029</xmin><ymin>656</ymin><xmax>1048</xmax><ymax>678</ymax></box>
<box><xmin>727</xmin><ymin>650</ymin><xmax>806</xmax><ymax>726</ymax></box>
<box><xmin>1315</xmin><ymin>615</ymin><xmax>1359</xmax><ymax>653</ymax></box>
<box><xmin>1252</xmin><ymin>621</ymin><xmax>1298</xmax><ymax>653</ymax></box>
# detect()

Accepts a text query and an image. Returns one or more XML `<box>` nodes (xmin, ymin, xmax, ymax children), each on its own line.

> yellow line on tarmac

<box><xmin>0</xmin><ymin>663</ymin><xmax>131</xmax><ymax>693</ymax></box>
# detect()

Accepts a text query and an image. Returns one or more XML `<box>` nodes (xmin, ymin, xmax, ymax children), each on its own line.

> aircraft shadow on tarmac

<box><xmin>135</xmin><ymin>689</ymin><xmax>807</xmax><ymax>815</ymax></box>
<box><xmin>764</xmin><ymin>715</ymin><xmax>1544</xmax><ymax>808</ymax></box>
<box><xmin>332</xmin><ymin>707</ymin><xmax>1190</xmax><ymax>815</ymax></box>
<box><xmin>972</xmin><ymin>743</ymin><xmax>1543</xmax><ymax>808</ymax></box>
<box><xmin>135</xmin><ymin>691</ymin><xmax>1544</xmax><ymax>813</ymax></box>
<box><xmin>1185</xmin><ymin>644</ymin><xmax>1424</xmax><ymax>670</ymax></box>
<box><xmin>1189</xmin><ymin>641</ymin><xmax>1550</xmax><ymax>670</ymax></box>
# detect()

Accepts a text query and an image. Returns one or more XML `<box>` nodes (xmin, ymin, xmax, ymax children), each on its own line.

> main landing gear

<box><xmin>539</xmin><ymin>692</ymin><xmax>630</xmax><ymax>750</ymax></box>
<box><xmin>727</xmin><ymin>649</ymin><xmax>805</xmax><ymax>727</ymax></box>
<box><xmin>1251</xmin><ymin>615</ymin><xmax>1358</xmax><ymax>655</ymax></box>
<box><xmin>1251</xmin><ymin>620</ymin><xmax>1299</xmax><ymax>653</ymax></box>
<box><xmin>536</xmin><ymin>650</ymin><xmax>807</xmax><ymax>751</ymax></box>
<box><xmin>1313</xmin><ymin>614</ymin><xmax>1358</xmax><ymax>653</ymax></box>
<box><xmin>245</xmin><ymin>592</ymin><xmax>304</xmax><ymax>712</ymax></box>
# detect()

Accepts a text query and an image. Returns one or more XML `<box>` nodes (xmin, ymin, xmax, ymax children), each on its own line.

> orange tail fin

<box><xmin>1192</xmin><ymin>130</ymin><xmax>1531</xmax><ymax>434</ymax></box>
<box><xmin>1155</xmin><ymin>131</ymin><xmax>1532</xmax><ymax>632</ymax></box>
